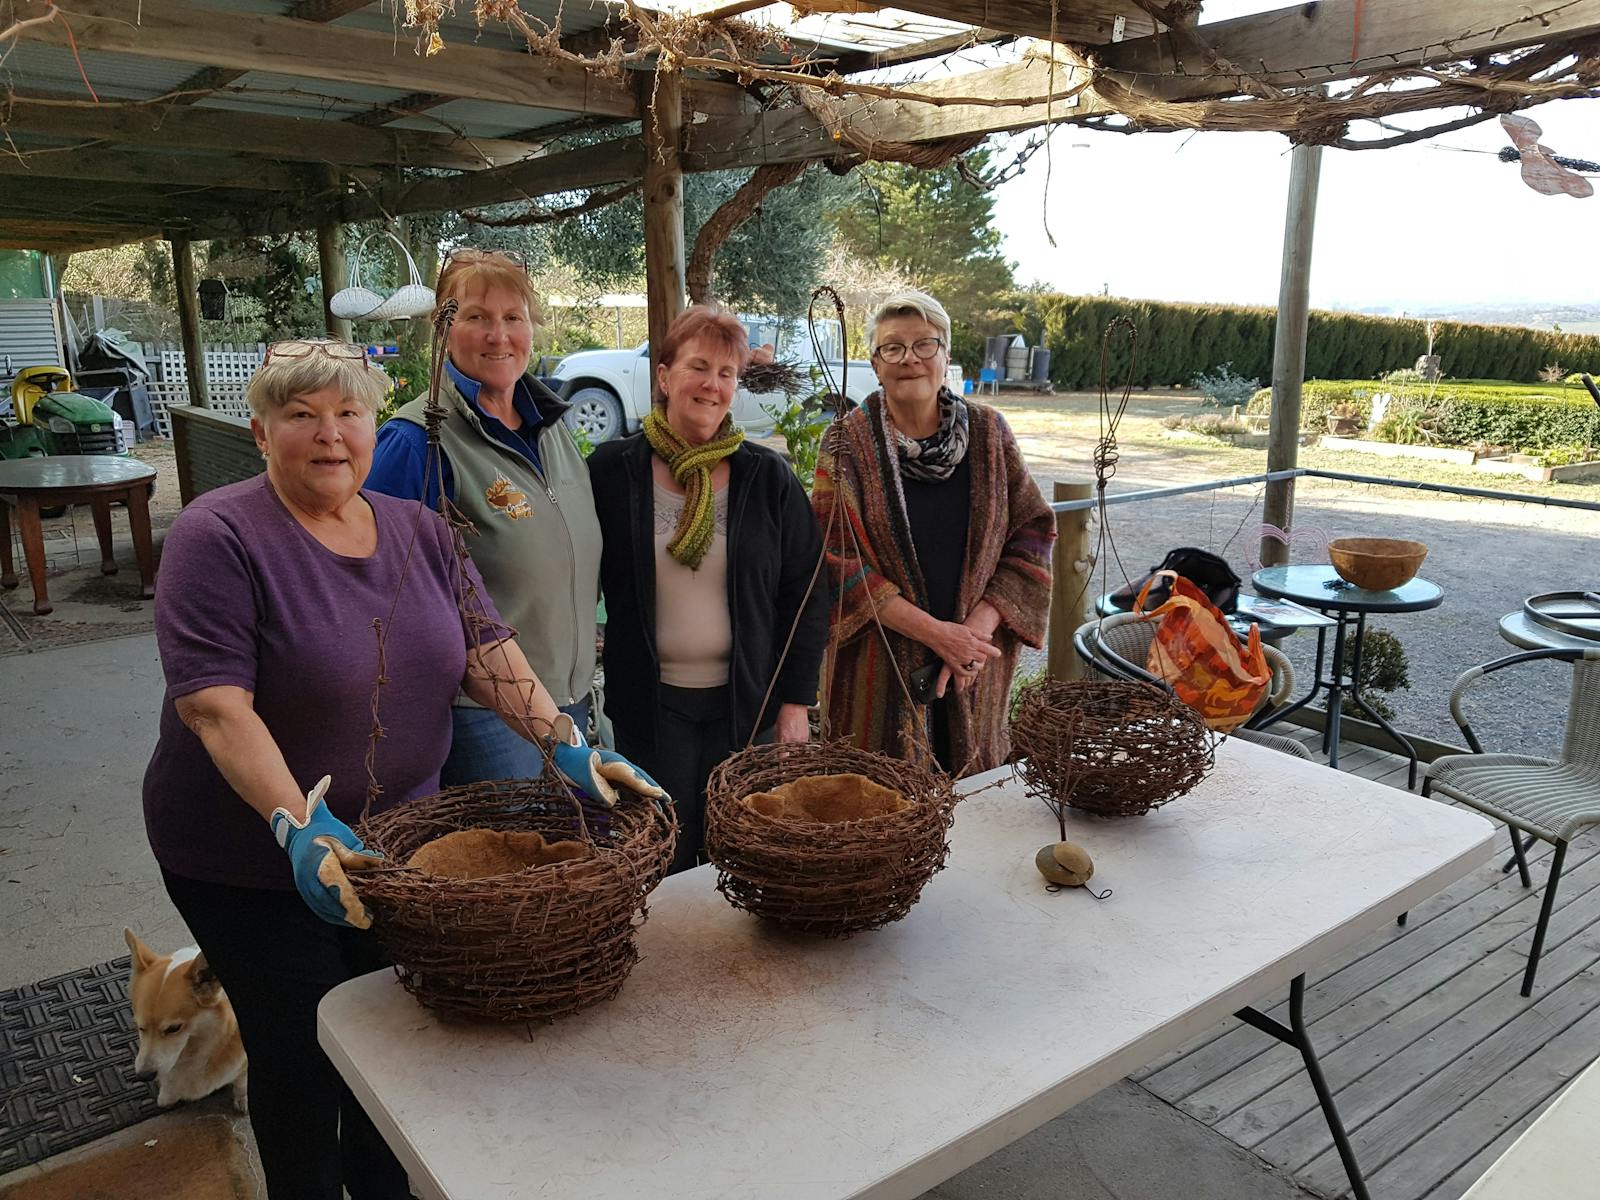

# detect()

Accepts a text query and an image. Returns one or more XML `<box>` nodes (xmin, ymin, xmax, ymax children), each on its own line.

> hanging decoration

<box><xmin>1500</xmin><ymin>113</ymin><xmax>1595</xmax><ymax>198</ymax></box>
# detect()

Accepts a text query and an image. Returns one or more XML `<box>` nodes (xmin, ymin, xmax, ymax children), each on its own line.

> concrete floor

<box><xmin>0</xmin><ymin>631</ymin><xmax>1315</xmax><ymax>1200</ymax></box>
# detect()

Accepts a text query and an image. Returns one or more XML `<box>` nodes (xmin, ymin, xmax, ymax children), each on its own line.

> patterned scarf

<box><xmin>643</xmin><ymin>408</ymin><xmax>745</xmax><ymax>569</ymax></box>
<box><xmin>883</xmin><ymin>387</ymin><xmax>971</xmax><ymax>482</ymax></box>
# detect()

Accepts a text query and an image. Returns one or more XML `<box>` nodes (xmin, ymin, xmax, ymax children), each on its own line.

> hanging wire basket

<box><xmin>353</xmin><ymin>781</ymin><xmax>675</xmax><ymax>1023</ymax></box>
<box><xmin>704</xmin><ymin>741</ymin><xmax>960</xmax><ymax>937</ymax></box>
<box><xmin>1010</xmin><ymin>678</ymin><xmax>1215</xmax><ymax>819</ymax></box>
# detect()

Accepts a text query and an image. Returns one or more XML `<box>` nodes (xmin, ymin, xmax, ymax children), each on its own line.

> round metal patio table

<box><xmin>1251</xmin><ymin>565</ymin><xmax>1443</xmax><ymax>788</ymax></box>
<box><xmin>0</xmin><ymin>456</ymin><xmax>157</xmax><ymax>615</ymax></box>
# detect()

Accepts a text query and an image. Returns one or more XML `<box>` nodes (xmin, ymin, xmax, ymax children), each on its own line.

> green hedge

<box><xmin>1246</xmin><ymin>380</ymin><xmax>1600</xmax><ymax>450</ymax></box>
<box><xmin>970</xmin><ymin>293</ymin><xmax>1600</xmax><ymax>390</ymax></box>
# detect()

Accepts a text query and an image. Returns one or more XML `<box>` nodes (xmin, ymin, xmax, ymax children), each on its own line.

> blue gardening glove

<box><xmin>548</xmin><ymin>714</ymin><xmax>668</xmax><ymax>808</ymax></box>
<box><xmin>269</xmin><ymin>776</ymin><xmax>383</xmax><ymax>930</ymax></box>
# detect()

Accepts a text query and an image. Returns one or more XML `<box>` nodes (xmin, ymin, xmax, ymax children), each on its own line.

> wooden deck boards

<box><xmin>1134</xmin><ymin>731</ymin><xmax>1600</xmax><ymax>1200</ymax></box>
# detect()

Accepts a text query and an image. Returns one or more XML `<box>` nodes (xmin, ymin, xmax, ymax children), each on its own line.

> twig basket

<box><xmin>1010</xmin><ymin>679</ymin><xmax>1215</xmax><ymax>818</ymax></box>
<box><xmin>354</xmin><ymin>780</ymin><xmax>675</xmax><ymax>1023</ymax></box>
<box><xmin>705</xmin><ymin>741</ymin><xmax>960</xmax><ymax>937</ymax></box>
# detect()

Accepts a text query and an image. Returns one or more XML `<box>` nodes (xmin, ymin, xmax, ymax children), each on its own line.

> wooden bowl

<box><xmin>1328</xmin><ymin>537</ymin><xmax>1428</xmax><ymax>591</ymax></box>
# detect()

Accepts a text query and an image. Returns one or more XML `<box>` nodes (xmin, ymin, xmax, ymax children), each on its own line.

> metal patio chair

<box><xmin>1423</xmin><ymin>647</ymin><xmax>1600</xmax><ymax>996</ymax></box>
<box><xmin>1072</xmin><ymin>612</ymin><xmax>1314</xmax><ymax>761</ymax></box>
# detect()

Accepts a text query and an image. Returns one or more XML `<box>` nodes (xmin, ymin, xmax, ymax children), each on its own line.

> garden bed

<box><xmin>1317</xmin><ymin>435</ymin><xmax>1600</xmax><ymax>482</ymax></box>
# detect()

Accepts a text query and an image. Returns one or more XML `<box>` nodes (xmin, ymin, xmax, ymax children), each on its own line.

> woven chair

<box><xmin>1423</xmin><ymin>647</ymin><xmax>1600</xmax><ymax>996</ymax></box>
<box><xmin>1072</xmin><ymin>613</ymin><xmax>1313</xmax><ymax>761</ymax></box>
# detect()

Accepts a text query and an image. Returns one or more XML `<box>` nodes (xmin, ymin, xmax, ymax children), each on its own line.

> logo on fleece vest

<box><xmin>485</xmin><ymin>475</ymin><xmax>532</xmax><ymax>520</ymax></box>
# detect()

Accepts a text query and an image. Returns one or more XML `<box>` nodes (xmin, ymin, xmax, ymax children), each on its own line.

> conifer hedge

<box><xmin>968</xmin><ymin>294</ymin><xmax>1600</xmax><ymax>390</ymax></box>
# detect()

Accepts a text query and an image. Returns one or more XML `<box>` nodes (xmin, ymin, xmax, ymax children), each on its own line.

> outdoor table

<box><xmin>0</xmin><ymin>456</ymin><xmax>157</xmax><ymax>615</ymax></box>
<box><xmin>1497</xmin><ymin>610</ymin><xmax>1600</xmax><ymax>652</ymax></box>
<box><xmin>318</xmin><ymin>741</ymin><xmax>1492</xmax><ymax>1200</ymax></box>
<box><xmin>1250</xmin><ymin>565</ymin><xmax>1444</xmax><ymax>788</ymax></box>
<box><xmin>1460</xmin><ymin>1052</ymin><xmax>1600</xmax><ymax>1198</ymax></box>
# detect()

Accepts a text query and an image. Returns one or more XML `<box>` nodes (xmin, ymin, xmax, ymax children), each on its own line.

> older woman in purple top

<box><xmin>141</xmin><ymin>339</ymin><xmax>661</xmax><ymax>1200</ymax></box>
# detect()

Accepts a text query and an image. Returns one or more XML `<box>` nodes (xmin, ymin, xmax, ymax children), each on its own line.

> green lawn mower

<box><xmin>0</xmin><ymin>366</ymin><xmax>128</xmax><ymax>460</ymax></box>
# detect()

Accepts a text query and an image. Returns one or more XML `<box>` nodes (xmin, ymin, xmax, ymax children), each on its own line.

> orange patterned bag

<box><xmin>1135</xmin><ymin>569</ymin><xmax>1270</xmax><ymax>732</ymax></box>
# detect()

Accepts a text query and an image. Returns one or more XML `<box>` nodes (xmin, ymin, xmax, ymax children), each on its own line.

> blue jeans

<box><xmin>439</xmin><ymin>698</ymin><xmax>591</xmax><ymax>788</ymax></box>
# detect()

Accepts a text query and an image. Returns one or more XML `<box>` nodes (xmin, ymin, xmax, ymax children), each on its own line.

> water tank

<box><xmin>983</xmin><ymin>335</ymin><xmax>1011</xmax><ymax>374</ymax></box>
<box><xmin>1004</xmin><ymin>341</ymin><xmax>1029</xmax><ymax>381</ymax></box>
<box><xmin>1028</xmin><ymin>346</ymin><xmax>1052</xmax><ymax>383</ymax></box>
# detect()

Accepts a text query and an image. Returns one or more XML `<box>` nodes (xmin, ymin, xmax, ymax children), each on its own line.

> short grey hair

<box><xmin>246</xmin><ymin>340</ymin><xmax>391</xmax><ymax>419</ymax></box>
<box><xmin>866</xmin><ymin>289</ymin><xmax>952</xmax><ymax>350</ymax></box>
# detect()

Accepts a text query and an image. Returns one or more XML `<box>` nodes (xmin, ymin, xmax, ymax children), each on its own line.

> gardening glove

<box><xmin>269</xmin><ymin>776</ymin><xmax>383</xmax><ymax>930</ymax></box>
<box><xmin>548</xmin><ymin>713</ymin><xmax>667</xmax><ymax>808</ymax></box>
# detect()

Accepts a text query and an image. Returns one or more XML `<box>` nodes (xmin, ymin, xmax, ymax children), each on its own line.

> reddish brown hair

<box><xmin>435</xmin><ymin>249</ymin><xmax>543</xmax><ymax>325</ymax></box>
<box><xmin>653</xmin><ymin>305</ymin><xmax>751</xmax><ymax>407</ymax></box>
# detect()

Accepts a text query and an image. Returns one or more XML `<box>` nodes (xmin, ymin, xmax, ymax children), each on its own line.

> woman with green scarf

<box><xmin>589</xmin><ymin>305</ymin><xmax>829</xmax><ymax>873</ymax></box>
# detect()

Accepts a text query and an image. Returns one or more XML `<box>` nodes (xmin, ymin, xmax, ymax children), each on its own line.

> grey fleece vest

<box><xmin>392</xmin><ymin>378</ymin><xmax>601</xmax><ymax>707</ymax></box>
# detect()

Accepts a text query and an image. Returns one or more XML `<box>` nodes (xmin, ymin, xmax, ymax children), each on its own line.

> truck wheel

<box><xmin>562</xmin><ymin>386</ymin><xmax>625</xmax><ymax>443</ymax></box>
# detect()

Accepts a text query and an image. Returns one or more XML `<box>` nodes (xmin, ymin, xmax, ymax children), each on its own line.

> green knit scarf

<box><xmin>643</xmin><ymin>408</ymin><xmax>744</xmax><ymax>569</ymax></box>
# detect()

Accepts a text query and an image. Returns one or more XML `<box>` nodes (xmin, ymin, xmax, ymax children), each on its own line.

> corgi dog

<box><xmin>123</xmin><ymin>928</ymin><xmax>248</xmax><ymax>1112</ymax></box>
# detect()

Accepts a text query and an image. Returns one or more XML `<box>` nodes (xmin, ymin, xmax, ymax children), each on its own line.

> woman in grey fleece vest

<box><xmin>367</xmin><ymin>248</ymin><xmax>604</xmax><ymax>785</ymax></box>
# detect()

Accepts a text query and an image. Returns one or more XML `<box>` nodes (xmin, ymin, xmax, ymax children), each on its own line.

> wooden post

<box><xmin>1047</xmin><ymin>480</ymin><xmax>1095</xmax><ymax>682</ymax></box>
<box><xmin>316</xmin><ymin>219</ymin><xmax>353</xmax><ymax>343</ymax></box>
<box><xmin>640</xmin><ymin>69</ymin><xmax>685</xmax><ymax>378</ymax></box>
<box><xmin>1260</xmin><ymin>141</ymin><xmax>1322</xmax><ymax>567</ymax></box>
<box><xmin>169</xmin><ymin>235</ymin><xmax>209</xmax><ymax>410</ymax></box>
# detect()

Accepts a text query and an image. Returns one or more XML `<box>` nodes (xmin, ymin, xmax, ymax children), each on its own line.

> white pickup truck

<box><xmin>551</xmin><ymin>315</ymin><xmax>875</xmax><ymax>443</ymax></box>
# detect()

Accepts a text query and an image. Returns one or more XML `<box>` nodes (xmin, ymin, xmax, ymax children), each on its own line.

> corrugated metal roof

<box><xmin>1</xmin><ymin>41</ymin><xmax>200</xmax><ymax>100</ymax></box>
<box><xmin>382</xmin><ymin>98</ymin><xmax>584</xmax><ymax>136</ymax></box>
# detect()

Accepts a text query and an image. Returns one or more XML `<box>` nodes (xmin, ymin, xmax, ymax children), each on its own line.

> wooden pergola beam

<box><xmin>828</xmin><ymin>26</ymin><xmax>1014</xmax><ymax>74</ymax></box>
<box><xmin>1096</xmin><ymin>0</ymin><xmax>1600</xmax><ymax>99</ymax></box>
<box><xmin>167</xmin><ymin>0</ymin><xmax>378</xmax><ymax>107</ymax></box>
<box><xmin>0</xmin><ymin>221</ymin><xmax>158</xmax><ymax>254</ymax></box>
<box><xmin>884</xmin><ymin>0</ymin><xmax>1154</xmax><ymax>46</ymax></box>
<box><xmin>1</xmin><ymin>93</ymin><xmax>545</xmax><ymax>171</ymax></box>
<box><xmin>20</xmin><ymin>0</ymin><xmax>639</xmax><ymax>119</ymax></box>
<box><xmin>0</xmin><ymin>147</ymin><xmax>315</xmax><ymax>191</ymax></box>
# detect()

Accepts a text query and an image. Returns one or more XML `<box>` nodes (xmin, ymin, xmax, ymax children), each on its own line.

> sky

<box><xmin>978</xmin><ymin>5</ymin><xmax>1600</xmax><ymax>313</ymax></box>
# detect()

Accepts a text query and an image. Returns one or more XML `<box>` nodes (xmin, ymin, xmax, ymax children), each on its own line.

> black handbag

<box><xmin>1107</xmin><ymin>547</ymin><xmax>1242</xmax><ymax>613</ymax></box>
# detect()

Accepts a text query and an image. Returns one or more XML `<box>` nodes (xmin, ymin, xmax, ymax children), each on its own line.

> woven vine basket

<box><xmin>1010</xmin><ymin>678</ymin><xmax>1215</xmax><ymax>818</ymax></box>
<box><xmin>704</xmin><ymin>740</ymin><xmax>960</xmax><ymax>937</ymax></box>
<box><xmin>354</xmin><ymin>779</ymin><xmax>675</xmax><ymax>1023</ymax></box>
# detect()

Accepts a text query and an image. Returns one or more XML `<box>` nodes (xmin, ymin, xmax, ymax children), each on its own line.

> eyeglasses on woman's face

<box><xmin>263</xmin><ymin>339</ymin><xmax>370</xmax><ymax>365</ymax></box>
<box><xmin>871</xmin><ymin>337</ymin><xmax>945</xmax><ymax>365</ymax></box>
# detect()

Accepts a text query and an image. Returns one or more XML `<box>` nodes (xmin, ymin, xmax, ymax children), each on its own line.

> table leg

<box><xmin>0</xmin><ymin>499</ymin><xmax>14</xmax><ymax>589</ymax></box>
<box><xmin>1236</xmin><ymin>975</ymin><xmax>1371</xmax><ymax>1200</ymax></box>
<box><xmin>125</xmin><ymin>484</ymin><xmax>156</xmax><ymax>600</ymax></box>
<box><xmin>1250</xmin><ymin>627</ymin><xmax>1329</xmax><ymax>731</ymax></box>
<box><xmin>15</xmin><ymin>495</ymin><xmax>51</xmax><ymax>615</ymax></box>
<box><xmin>1345</xmin><ymin>613</ymin><xmax>1422</xmax><ymax>789</ymax></box>
<box><xmin>1324</xmin><ymin>617</ymin><xmax>1349</xmax><ymax>767</ymax></box>
<box><xmin>91</xmin><ymin>498</ymin><xmax>118</xmax><ymax>575</ymax></box>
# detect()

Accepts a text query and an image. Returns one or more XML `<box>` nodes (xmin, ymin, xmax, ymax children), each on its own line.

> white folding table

<box><xmin>1460</xmin><ymin>1052</ymin><xmax>1600</xmax><ymax>1199</ymax></box>
<box><xmin>320</xmin><ymin>739</ymin><xmax>1493</xmax><ymax>1200</ymax></box>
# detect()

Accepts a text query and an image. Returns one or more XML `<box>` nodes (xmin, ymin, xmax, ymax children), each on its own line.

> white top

<box><xmin>319</xmin><ymin>739</ymin><xmax>1493</xmax><ymax>1200</ymax></box>
<box><xmin>1461</xmin><ymin>1052</ymin><xmax>1600</xmax><ymax>1198</ymax></box>
<box><xmin>653</xmin><ymin>480</ymin><xmax>731</xmax><ymax>688</ymax></box>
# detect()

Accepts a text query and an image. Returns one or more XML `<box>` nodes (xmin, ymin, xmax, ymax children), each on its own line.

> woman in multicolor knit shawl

<box><xmin>812</xmin><ymin>289</ymin><xmax>1054</xmax><ymax>777</ymax></box>
<box><xmin>589</xmin><ymin>306</ymin><xmax>829</xmax><ymax>872</ymax></box>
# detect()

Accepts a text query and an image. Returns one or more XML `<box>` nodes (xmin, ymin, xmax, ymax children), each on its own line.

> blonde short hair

<box><xmin>866</xmin><ymin>288</ymin><xmax>952</xmax><ymax>350</ymax></box>
<box><xmin>246</xmin><ymin>340</ymin><xmax>390</xmax><ymax>419</ymax></box>
<box><xmin>435</xmin><ymin>248</ymin><xmax>543</xmax><ymax>325</ymax></box>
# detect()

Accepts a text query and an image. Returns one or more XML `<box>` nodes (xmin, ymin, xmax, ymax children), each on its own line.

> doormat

<box><xmin>0</xmin><ymin>957</ymin><xmax>158</xmax><ymax>1172</ymax></box>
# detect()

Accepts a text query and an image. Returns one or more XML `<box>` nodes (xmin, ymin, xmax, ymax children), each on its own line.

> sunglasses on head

<box><xmin>442</xmin><ymin>247</ymin><xmax>530</xmax><ymax>272</ymax></box>
<box><xmin>263</xmin><ymin>339</ymin><xmax>372</xmax><ymax>366</ymax></box>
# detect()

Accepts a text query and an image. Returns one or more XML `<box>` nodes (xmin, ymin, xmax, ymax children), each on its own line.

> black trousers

<box><xmin>616</xmin><ymin>683</ymin><xmax>734</xmax><ymax>875</ymax></box>
<box><xmin>162</xmin><ymin>870</ymin><xmax>415</xmax><ymax>1200</ymax></box>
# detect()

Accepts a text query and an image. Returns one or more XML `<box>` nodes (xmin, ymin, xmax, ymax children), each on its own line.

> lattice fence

<box><xmin>142</xmin><ymin>342</ymin><xmax>262</xmax><ymax>436</ymax></box>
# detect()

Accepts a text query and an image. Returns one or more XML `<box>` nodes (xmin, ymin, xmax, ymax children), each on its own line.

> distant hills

<box><xmin>1342</xmin><ymin>301</ymin><xmax>1600</xmax><ymax>335</ymax></box>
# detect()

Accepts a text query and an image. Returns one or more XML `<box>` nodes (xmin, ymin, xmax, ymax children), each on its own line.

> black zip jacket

<box><xmin>588</xmin><ymin>433</ymin><xmax>829</xmax><ymax>752</ymax></box>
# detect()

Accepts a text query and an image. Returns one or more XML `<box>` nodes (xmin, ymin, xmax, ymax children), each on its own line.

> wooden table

<box><xmin>1461</xmin><ymin>1052</ymin><xmax>1600</xmax><ymax>1198</ymax></box>
<box><xmin>0</xmin><ymin>456</ymin><xmax>157</xmax><ymax>615</ymax></box>
<box><xmin>319</xmin><ymin>741</ymin><xmax>1492</xmax><ymax>1200</ymax></box>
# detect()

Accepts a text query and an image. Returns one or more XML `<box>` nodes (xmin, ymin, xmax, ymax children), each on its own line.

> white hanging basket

<box><xmin>329</xmin><ymin>230</ymin><xmax>436</xmax><ymax>323</ymax></box>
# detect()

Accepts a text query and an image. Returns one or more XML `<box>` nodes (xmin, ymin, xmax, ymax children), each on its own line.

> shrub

<box><xmin>763</xmin><ymin>396</ymin><xmax>830</xmax><ymax>490</ymax></box>
<box><xmin>1191</xmin><ymin>362</ymin><xmax>1260</xmax><ymax>407</ymax></box>
<box><xmin>1248</xmin><ymin>379</ymin><xmax>1600</xmax><ymax>450</ymax></box>
<box><xmin>1163</xmin><ymin>412</ymin><xmax>1251</xmax><ymax>438</ymax></box>
<box><xmin>1340</xmin><ymin>629</ymin><xmax>1410</xmax><ymax>721</ymax></box>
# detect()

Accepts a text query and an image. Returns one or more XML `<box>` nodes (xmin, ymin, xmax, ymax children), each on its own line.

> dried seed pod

<box><xmin>1035</xmin><ymin>841</ymin><xmax>1095</xmax><ymax>887</ymax></box>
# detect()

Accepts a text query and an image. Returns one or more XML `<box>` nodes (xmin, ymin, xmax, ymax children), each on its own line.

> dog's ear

<box><xmin>123</xmin><ymin>928</ymin><xmax>159</xmax><ymax>974</ymax></box>
<box><xmin>189</xmin><ymin>953</ymin><xmax>223</xmax><ymax>1005</ymax></box>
